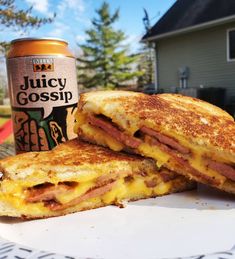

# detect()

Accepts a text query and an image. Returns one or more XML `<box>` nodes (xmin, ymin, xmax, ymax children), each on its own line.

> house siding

<box><xmin>156</xmin><ymin>21</ymin><xmax>235</xmax><ymax>103</ymax></box>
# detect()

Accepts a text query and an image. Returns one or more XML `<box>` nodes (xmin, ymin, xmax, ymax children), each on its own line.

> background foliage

<box><xmin>77</xmin><ymin>2</ymin><xmax>143</xmax><ymax>89</ymax></box>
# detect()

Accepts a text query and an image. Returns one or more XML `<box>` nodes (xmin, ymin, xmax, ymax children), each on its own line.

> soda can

<box><xmin>7</xmin><ymin>37</ymin><xmax>78</xmax><ymax>153</ymax></box>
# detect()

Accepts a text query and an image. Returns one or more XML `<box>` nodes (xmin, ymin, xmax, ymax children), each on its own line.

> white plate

<box><xmin>0</xmin><ymin>185</ymin><xmax>235</xmax><ymax>259</ymax></box>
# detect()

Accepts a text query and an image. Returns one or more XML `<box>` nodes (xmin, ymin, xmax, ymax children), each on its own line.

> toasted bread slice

<box><xmin>0</xmin><ymin>139</ymin><xmax>194</xmax><ymax>219</ymax></box>
<box><xmin>75</xmin><ymin>90</ymin><xmax>235</xmax><ymax>194</ymax></box>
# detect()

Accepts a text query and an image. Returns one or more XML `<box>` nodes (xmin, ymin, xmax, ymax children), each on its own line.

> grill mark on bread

<box><xmin>87</xmin><ymin>114</ymin><xmax>141</xmax><ymax>148</ymax></box>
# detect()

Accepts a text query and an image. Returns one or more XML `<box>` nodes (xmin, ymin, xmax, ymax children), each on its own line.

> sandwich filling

<box><xmin>0</xmin><ymin>140</ymin><xmax>193</xmax><ymax>218</ymax></box>
<box><xmin>0</xmin><ymin>161</ymin><xmax>189</xmax><ymax>218</ymax></box>
<box><xmin>75</xmin><ymin>112</ymin><xmax>235</xmax><ymax>189</ymax></box>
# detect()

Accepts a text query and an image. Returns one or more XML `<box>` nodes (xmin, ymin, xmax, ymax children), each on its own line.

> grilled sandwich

<box><xmin>75</xmin><ymin>90</ymin><xmax>235</xmax><ymax>194</ymax></box>
<box><xmin>0</xmin><ymin>139</ymin><xmax>193</xmax><ymax>219</ymax></box>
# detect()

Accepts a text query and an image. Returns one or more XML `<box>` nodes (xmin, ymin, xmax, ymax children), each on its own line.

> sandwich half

<box><xmin>0</xmin><ymin>139</ymin><xmax>193</xmax><ymax>219</ymax></box>
<box><xmin>75</xmin><ymin>90</ymin><xmax>235</xmax><ymax>194</ymax></box>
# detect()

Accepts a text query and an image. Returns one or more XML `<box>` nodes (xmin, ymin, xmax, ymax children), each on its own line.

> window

<box><xmin>227</xmin><ymin>29</ymin><xmax>235</xmax><ymax>61</ymax></box>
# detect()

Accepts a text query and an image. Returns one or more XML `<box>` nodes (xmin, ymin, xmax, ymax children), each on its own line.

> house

<box><xmin>142</xmin><ymin>0</ymin><xmax>235</xmax><ymax>112</ymax></box>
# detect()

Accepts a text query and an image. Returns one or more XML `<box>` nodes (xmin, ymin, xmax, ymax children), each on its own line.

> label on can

<box><xmin>7</xmin><ymin>55</ymin><xmax>78</xmax><ymax>153</ymax></box>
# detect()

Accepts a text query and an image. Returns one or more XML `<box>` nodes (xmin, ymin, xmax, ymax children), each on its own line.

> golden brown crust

<box><xmin>1</xmin><ymin>138</ymin><xmax>144</xmax><ymax>166</ymax></box>
<box><xmin>0</xmin><ymin>139</ymin><xmax>151</xmax><ymax>181</ymax></box>
<box><xmin>147</xmin><ymin>94</ymin><xmax>235</xmax><ymax>155</ymax></box>
<box><xmin>79</xmin><ymin>91</ymin><xmax>235</xmax><ymax>157</ymax></box>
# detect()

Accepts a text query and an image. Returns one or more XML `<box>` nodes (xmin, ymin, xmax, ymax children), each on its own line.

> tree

<box><xmin>137</xmin><ymin>45</ymin><xmax>154</xmax><ymax>87</ymax></box>
<box><xmin>77</xmin><ymin>1</ymin><xmax>141</xmax><ymax>89</ymax></box>
<box><xmin>0</xmin><ymin>0</ymin><xmax>54</xmax><ymax>53</ymax></box>
<box><xmin>137</xmin><ymin>8</ymin><xmax>155</xmax><ymax>88</ymax></box>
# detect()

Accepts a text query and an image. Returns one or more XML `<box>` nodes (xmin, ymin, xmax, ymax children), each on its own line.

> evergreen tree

<box><xmin>137</xmin><ymin>8</ymin><xmax>155</xmax><ymax>88</ymax></box>
<box><xmin>137</xmin><ymin>44</ymin><xmax>154</xmax><ymax>87</ymax></box>
<box><xmin>0</xmin><ymin>0</ymin><xmax>54</xmax><ymax>53</ymax></box>
<box><xmin>77</xmin><ymin>1</ymin><xmax>141</xmax><ymax>89</ymax></box>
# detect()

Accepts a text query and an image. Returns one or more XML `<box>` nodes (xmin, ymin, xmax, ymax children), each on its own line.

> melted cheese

<box><xmin>0</xmin><ymin>172</ymin><xmax>173</xmax><ymax>217</ymax></box>
<box><xmin>138</xmin><ymin>143</ymin><xmax>170</xmax><ymax>168</ymax></box>
<box><xmin>56</xmin><ymin>181</ymin><xmax>94</xmax><ymax>204</ymax></box>
<box><xmin>102</xmin><ymin>175</ymin><xmax>172</xmax><ymax>203</ymax></box>
<box><xmin>143</xmin><ymin>123</ymin><xmax>229</xmax><ymax>183</ymax></box>
<box><xmin>102</xmin><ymin>179</ymin><xmax>127</xmax><ymax>203</ymax></box>
<box><xmin>80</xmin><ymin>124</ymin><xmax>124</xmax><ymax>151</ymax></box>
<box><xmin>140</xmin><ymin>141</ymin><xmax>225</xmax><ymax>184</ymax></box>
<box><xmin>75</xmin><ymin>112</ymin><xmax>124</xmax><ymax>151</ymax></box>
<box><xmin>145</xmin><ymin>130</ymin><xmax>226</xmax><ymax>183</ymax></box>
<box><xmin>122</xmin><ymin>177</ymin><xmax>152</xmax><ymax>198</ymax></box>
<box><xmin>81</xmin><ymin>102</ymin><xmax>139</xmax><ymax>135</ymax></box>
<box><xmin>154</xmin><ymin>182</ymin><xmax>171</xmax><ymax>195</ymax></box>
<box><xmin>76</xmin><ymin>115</ymin><xmax>226</xmax><ymax>184</ymax></box>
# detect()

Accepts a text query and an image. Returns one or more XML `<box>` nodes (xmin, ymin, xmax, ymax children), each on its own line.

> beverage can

<box><xmin>7</xmin><ymin>37</ymin><xmax>78</xmax><ymax>153</ymax></box>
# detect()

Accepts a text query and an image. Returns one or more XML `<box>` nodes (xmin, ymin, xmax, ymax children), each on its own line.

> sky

<box><xmin>0</xmin><ymin>0</ymin><xmax>176</xmax><ymax>55</ymax></box>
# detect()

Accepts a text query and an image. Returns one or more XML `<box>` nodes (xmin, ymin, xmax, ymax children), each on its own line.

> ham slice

<box><xmin>144</xmin><ymin>171</ymin><xmax>178</xmax><ymax>188</ymax></box>
<box><xmin>48</xmin><ymin>181</ymin><xmax>116</xmax><ymax>211</ymax></box>
<box><xmin>87</xmin><ymin>115</ymin><xmax>141</xmax><ymax>148</ymax></box>
<box><xmin>145</xmin><ymin>178</ymin><xmax>158</xmax><ymax>188</ymax></box>
<box><xmin>86</xmin><ymin>114</ymin><xmax>234</xmax><ymax>184</ymax></box>
<box><xmin>26</xmin><ymin>180</ymin><xmax>116</xmax><ymax>211</ymax></box>
<box><xmin>159</xmin><ymin>170</ymin><xmax>178</xmax><ymax>182</ymax></box>
<box><xmin>147</xmin><ymin>136</ymin><xmax>222</xmax><ymax>186</ymax></box>
<box><xmin>207</xmin><ymin>160</ymin><xmax>235</xmax><ymax>181</ymax></box>
<box><xmin>141</xmin><ymin>126</ymin><xmax>190</xmax><ymax>154</ymax></box>
<box><xmin>26</xmin><ymin>183</ymin><xmax>74</xmax><ymax>203</ymax></box>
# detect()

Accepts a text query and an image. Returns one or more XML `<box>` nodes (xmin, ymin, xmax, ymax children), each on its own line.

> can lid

<box><xmin>10</xmin><ymin>37</ymin><xmax>68</xmax><ymax>44</ymax></box>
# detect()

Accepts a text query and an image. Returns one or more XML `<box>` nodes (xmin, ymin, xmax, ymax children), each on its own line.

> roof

<box><xmin>143</xmin><ymin>0</ymin><xmax>235</xmax><ymax>41</ymax></box>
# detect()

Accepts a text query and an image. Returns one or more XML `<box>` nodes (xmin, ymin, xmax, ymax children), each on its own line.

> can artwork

<box><xmin>7</xmin><ymin>38</ymin><xmax>78</xmax><ymax>153</ymax></box>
